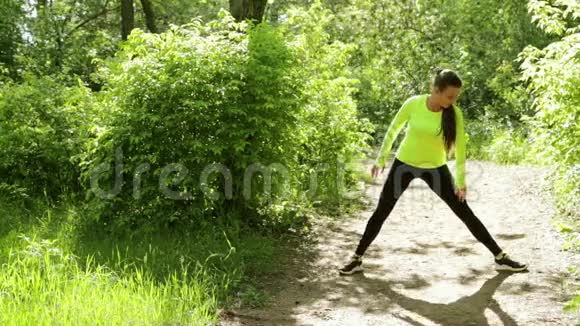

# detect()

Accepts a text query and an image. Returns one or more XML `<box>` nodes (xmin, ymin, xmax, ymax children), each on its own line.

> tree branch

<box><xmin>65</xmin><ymin>1</ymin><xmax>118</xmax><ymax>40</ymax></box>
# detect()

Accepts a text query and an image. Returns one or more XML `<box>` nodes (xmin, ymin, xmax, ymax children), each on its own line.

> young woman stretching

<box><xmin>339</xmin><ymin>68</ymin><xmax>528</xmax><ymax>275</ymax></box>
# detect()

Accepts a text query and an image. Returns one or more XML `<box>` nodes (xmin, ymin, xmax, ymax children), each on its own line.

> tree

<box><xmin>229</xmin><ymin>0</ymin><xmax>267</xmax><ymax>23</ymax></box>
<box><xmin>121</xmin><ymin>0</ymin><xmax>135</xmax><ymax>40</ymax></box>
<box><xmin>140</xmin><ymin>0</ymin><xmax>157</xmax><ymax>33</ymax></box>
<box><xmin>0</xmin><ymin>0</ymin><xmax>23</xmax><ymax>79</ymax></box>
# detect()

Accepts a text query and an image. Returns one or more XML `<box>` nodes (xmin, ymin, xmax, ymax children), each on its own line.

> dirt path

<box><xmin>219</xmin><ymin>159</ymin><xmax>579</xmax><ymax>326</ymax></box>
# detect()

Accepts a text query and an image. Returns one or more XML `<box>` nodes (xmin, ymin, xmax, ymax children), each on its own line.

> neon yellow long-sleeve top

<box><xmin>374</xmin><ymin>94</ymin><xmax>467</xmax><ymax>189</ymax></box>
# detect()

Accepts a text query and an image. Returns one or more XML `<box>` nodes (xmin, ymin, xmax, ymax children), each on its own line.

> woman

<box><xmin>339</xmin><ymin>68</ymin><xmax>528</xmax><ymax>275</ymax></box>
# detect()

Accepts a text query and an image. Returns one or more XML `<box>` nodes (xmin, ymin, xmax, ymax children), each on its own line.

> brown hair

<box><xmin>432</xmin><ymin>68</ymin><xmax>462</xmax><ymax>152</ymax></box>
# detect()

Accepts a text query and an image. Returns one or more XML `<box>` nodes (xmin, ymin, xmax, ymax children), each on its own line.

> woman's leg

<box><xmin>355</xmin><ymin>158</ymin><xmax>417</xmax><ymax>256</ymax></box>
<box><xmin>420</xmin><ymin>165</ymin><xmax>503</xmax><ymax>257</ymax></box>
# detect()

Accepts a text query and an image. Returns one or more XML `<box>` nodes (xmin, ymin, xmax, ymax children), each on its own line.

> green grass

<box><xmin>0</xmin><ymin>235</ymin><xmax>220</xmax><ymax>325</ymax></box>
<box><xmin>466</xmin><ymin>124</ymin><xmax>540</xmax><ymax>166</ymax></box>
<box><xmin>0</xmin><ymin>197</ymin><xmax>284</xmax><ymax>325</ymax></box>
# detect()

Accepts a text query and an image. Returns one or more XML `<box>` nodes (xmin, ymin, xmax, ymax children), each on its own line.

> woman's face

<box><xmin>434</xmin><ymin>86</ymin><xmax>461</xmax><ymax>108</ymax></box>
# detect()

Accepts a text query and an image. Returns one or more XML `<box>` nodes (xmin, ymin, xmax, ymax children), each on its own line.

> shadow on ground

<box><xmin>219</xmin><ymin>220</ymin><xmax>543</xmax><ymax>326</ymax></box>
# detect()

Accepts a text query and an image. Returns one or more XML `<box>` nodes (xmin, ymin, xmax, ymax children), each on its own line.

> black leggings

<box><xmin>355</xmin><ymin>158</ymin><xmax>502</xmax><ymax>257</ymax></box>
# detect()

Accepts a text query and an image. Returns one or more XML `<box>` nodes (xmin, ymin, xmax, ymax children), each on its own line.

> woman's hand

<box><xmin>455</xmin><ymin>186</ymin><xmax>467</xmax><ymax>202</ymax></box>
<box><xmin>371</xmin><ymin>164</ymin><xmax>385</xmax><ymax>179</ymax></box>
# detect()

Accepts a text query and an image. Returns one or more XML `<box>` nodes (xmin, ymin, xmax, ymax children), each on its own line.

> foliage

<box><xmin>0</xmin><ymin>0</ymin><xmax>23</xmax><ymax>80</ymax></box>
<box><xmin>1</xmin><ymin>0</ymin><xmax>578</xmax><ymax>316</ymax></box>
<box><xmin>12</xmin><ymin>0</ymin><xmax>118</xmax><ymax>85</ymax></box>
<box><xmin>79</xmin><ymin>9</ymin><xmax>371</xmax><ymax>234</ymax></box>
<box><xmin>520</xmin><ymin>0</ymin><xmax>579</xmax><ymax>218</ymax></box>
<box><xmin>0</xmin><ymin>75</ymin><xmax>95</xmax><ymax>197</ymax></box>
<box><xmin>0</xmin><ymin>195</ymin><xmax>288</xmax><ymax>321</ymax></box>
<box><xmin>481</xmin><ymin>129</ymin><xmax>535</xmax><ymax>165</ymax></box>
<box><xmin>519</xmin><ymin>0</ymin><xmax>580</xmax><ymax>312</ymax></box>
<box><xmin>278</xmin><ymin>2</ymin><xmax>374</xmax><ymax>212</ymax></box>
<box><xmin>320</xmin><ymin>0</ymin><xmax>550</xmax><ymax>138</ymax></box>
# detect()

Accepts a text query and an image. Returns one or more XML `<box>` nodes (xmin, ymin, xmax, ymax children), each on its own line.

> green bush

<box><xmin>520</xmin><ymin>0</ymin><xmax>580</xmax><ymax>312</ymax></box>
<box><xmin>278</xmin><ymin>3</ymin><xmax>374</xmax><ymax>212</ymax></box>
<box><xmin>481</xmin><ymin>129</ymin><xmax>536</xmax><ymax>165</ymax></box>
<box><xmin>464</xmin><ymin>117</ymin><xmax>496</xmax><ymax>160</ymax></box>
<box><xmin>0</xmin><ymin>75</ymin><xmax>94</xmax><ymax>197</ymax></box>
<box><xmin>519</xmin><ymin>1</ymin><xmax>579</xmax><ymax>218</ymax></box>
<box><xmin>80</xmin><ymin>9</ymin><xmax>371</xmax><ymax>234</ymax></box>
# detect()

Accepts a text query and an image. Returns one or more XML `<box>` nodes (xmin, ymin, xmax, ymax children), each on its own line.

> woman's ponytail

<box><xmin>431</xmin><ymin>68</ymin><xmax>462</xmax><ymax>153</ymax></box>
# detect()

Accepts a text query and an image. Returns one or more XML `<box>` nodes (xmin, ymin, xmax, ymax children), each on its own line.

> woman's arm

<box><xmin>374</xmin><ymin>97</ymin><xmax>413</xmax><ymax>168</ymax></box>
<box><xmin>454</xmin><ymin>105</ymin><xmax>467</xmax><ymax>189</ymax></box>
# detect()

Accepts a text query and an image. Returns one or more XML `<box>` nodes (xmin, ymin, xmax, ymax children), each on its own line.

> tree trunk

<box><xmin>121</xmin><ymin>0</ymin><xmax>134</xmax><ymax>40</ymax></box>
<box><xmin>229</xmin><ymin>0</ymin><xmax>267</xmax><ymax>23</ymax></box>
<box><xmin>139</xmin><ymin>0</ymin><xmax>157</xmax><ymax>33</ymax></box>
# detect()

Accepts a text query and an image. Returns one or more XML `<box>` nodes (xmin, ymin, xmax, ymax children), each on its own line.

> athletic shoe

<box><xmin>338</xmin><ymin>254</ymin><xmax>364</xmax><ymax>275</ymax></box>
<box><xmin>495</xmin><ymin>252</ymin><xmax>528</xmax><ymax>272</ymax></box>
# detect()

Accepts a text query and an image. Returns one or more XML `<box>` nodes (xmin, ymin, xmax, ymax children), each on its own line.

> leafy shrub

<box><xmin>278</xmin><ymin>3</ymin><xmax>374</xmax><ymax>211</ymax></box>
<box><xmin>519</xmin><ymin>0</ymin><xmax>580</xmax><ymax>312</ymax></box>
<box><xmin>0</xmin><ymin>75</ymin><xmax>94</xmax><ymax>197</ymax></box>
<box><xmin>481</xmin><ymin>129</ymin><xmax>536</xmax><ymax>165</ymax></box>
<box><xmin>80</xmin><ymin>9</ymin><xmax>371</xmax><ymax>234</ymax></box>
<box><xmin>519</xmin><ymin>0</ymin><xmax>579</xmax><ymax>218</ymax></box>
